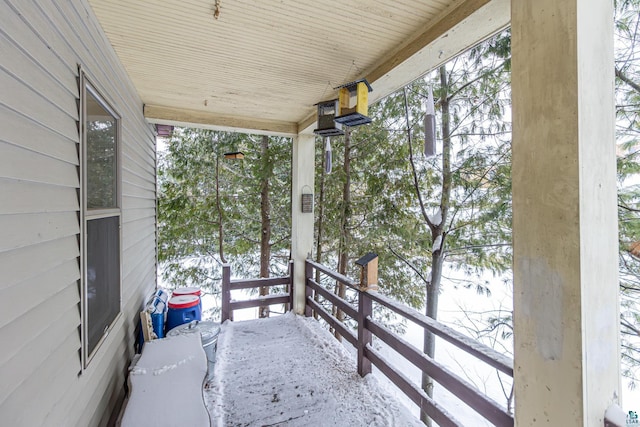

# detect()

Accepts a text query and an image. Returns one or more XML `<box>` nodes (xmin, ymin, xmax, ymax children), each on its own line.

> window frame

<box><xmin>79</xmin><ymin>71</ymin><xmax>123</xmax><ymax>368</ymax></box>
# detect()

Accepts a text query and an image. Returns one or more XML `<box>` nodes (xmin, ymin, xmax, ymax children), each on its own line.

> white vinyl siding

<box><xmin>0</xmin><ymin>0</ymin><xmax>157</xmax><ymax>425</ymax></box>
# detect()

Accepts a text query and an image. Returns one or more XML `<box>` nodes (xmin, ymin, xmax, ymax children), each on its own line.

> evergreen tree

<box><xmin>311</xmin><ymin>33</ymin><xmax>513</xmax><ymax>424</ymax></box>
<box><xmin>157</xmin><ymin>129</ymin><xmax>291</xmax><ymax>318</ymax></box>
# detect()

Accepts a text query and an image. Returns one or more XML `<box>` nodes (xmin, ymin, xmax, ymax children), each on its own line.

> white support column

<box><xmin>512</xmin><ymin>1</ymin><xmax>620</xmax><ymax>426</ymax></box>
<box><xmin>291</xmin><ymin>132</ymin><xmax>315</xmax><ymax>314</ymax></box>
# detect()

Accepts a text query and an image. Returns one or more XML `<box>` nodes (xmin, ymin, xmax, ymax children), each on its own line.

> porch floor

<box><xmin>205</xmin><ymin>312</ymin><xmax>422</xmax><ymax>426</ymax></box>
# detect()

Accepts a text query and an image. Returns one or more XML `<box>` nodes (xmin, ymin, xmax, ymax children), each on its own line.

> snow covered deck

<box><xmin>206</xmin><ymin>313</ymin><xmax>422</xmax><ymax>426</ymax></box>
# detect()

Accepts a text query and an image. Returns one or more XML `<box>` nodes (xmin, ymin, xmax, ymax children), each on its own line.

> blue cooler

<box><xmin>166</xmin><ymin>295</ymin><xmax>202</xmax><ymax>331</ymax></box>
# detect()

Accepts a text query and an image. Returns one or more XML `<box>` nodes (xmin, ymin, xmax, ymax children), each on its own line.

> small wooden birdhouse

<box><xmin>355</xmin><ymin>252</ymin><xmax>378</xmax><ymax>291</ymax></box>
<box><xmin>313</xmin><ymin>99</ymin><xmax>344</xmax><ymax>136</ymax></box>
<box><xmin>334</xmin><ymin>79</ymin><xmax>373</xmax><ymax>127</ymax></box>
<box><xmin>223</xmin><ymin>151</ymin><xmax>245</xmax><ymax>160</ymax></box>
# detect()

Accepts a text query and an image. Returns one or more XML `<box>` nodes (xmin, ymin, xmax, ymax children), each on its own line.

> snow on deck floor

<box><xmin>206</xmin><ymin>312</ymin><xmax>422</xmax><ymax>427</ymax></box>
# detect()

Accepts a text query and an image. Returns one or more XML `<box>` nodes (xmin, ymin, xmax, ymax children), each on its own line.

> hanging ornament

<box><xmin>324</xmin><ymin>137</ymin><xmax>332</xmax><ymax>174</ymax></box>
<box><xmin>424</xmin><ymin>85</ymin><xmax>436</xmax><ymax>157</ymax></box>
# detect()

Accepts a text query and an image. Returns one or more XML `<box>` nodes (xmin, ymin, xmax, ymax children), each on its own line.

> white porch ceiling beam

<box><xmin>144</xmin><ymin>104</ymin><xmax>298</xmax><ymax>137</ymax></box>
<box><xmin>298</xmin><ymin>0</ymin><xmax>511</xmax><ymax>133</ymax></box>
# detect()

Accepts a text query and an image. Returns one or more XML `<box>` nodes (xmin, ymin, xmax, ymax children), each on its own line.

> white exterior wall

<box><xmin>291</xmin><ymin>133</ymin><xmax>315</xmax><ymax>314</ymax></box>
<box><xmin>0</xmin><ymin>1</ymin><xmax>156</xmax><ymax>425</ymax></box>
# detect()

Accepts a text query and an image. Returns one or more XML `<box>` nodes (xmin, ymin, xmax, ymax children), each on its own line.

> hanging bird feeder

<box><xmin>424</xmin><ymin>85</ymin><xmax>437</xmax><ymax>157</ymax></box>
<box><xmin>313</xmin><ymin>99</ymin><xmax>344</xmax><ymax>136</ymax></box>
<box><xmin>324</xmin><ymin>137</ymin><xmax>332</xmax><ymax>174</ymax></box>
<box><xmin>334</xmin><ymin>78</ymin><xmax>373</xmax><ymax>127</ymax></box>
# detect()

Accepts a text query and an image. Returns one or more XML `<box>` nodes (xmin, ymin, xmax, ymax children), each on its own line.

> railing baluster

<box><xmin>222</xmin><ymin>264</ymin><xmax>231</xmax><ymax>322</ymax></box>
<box><xmin>365</xmin><ymin>345</ymin><xmax>463</xmax><ymax>427</ymax></box>
<box><xmin>221</xmin><ymin>263</ymin><xmax>292</xmax><ymax>321</ymax></box>
<box><xmin>307</xmin><ymin>297</ymin><xmax>357</xmax><ymax>346</ymax></box>
<box><xmin>305</xmin><ymin>260</ymin><xmax>313</xmax><ymax>317</ymax></box>
<box><xmin>288</xmin><ymin>260</ymin><xmax>294</xmax><ymax>312</ymax></box>
<box><xmin>307</xmin><ymin>278</ymin><xmax>357</xmax><ymax>319</ymax></box>
<box><xmin>357</xmin><ymin>291</ymin><xmax>372</xmax><ymax>376</ymax></box>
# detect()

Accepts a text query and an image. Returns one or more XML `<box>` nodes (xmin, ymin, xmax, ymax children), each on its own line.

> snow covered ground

<box><xmin>206</xmin><ymin>312</ymin><xmax>423</xmax><ymax>427</ymax></box>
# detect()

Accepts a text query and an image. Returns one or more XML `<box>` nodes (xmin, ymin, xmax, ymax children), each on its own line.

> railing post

<box><xmin>287</xmin><ymin>260</ymin><xmax>294</xmax><ymax>312</ymax></box>
<box><xmin>357</xmin><ymin>290</ymin><xmax>372</xmax><ymax>376</ymax></box>
<box><xmin>304</xmin><ymin>260</ymin><xmax>313</xmax><ymax>317</ymax></box>
<box><xmin>356</xmin><ymin>253</ymin><xmax>377</xmax><ymax>377</ymax></box>
<box><xmin>222</xmin><ymin>264</ymin><xmax>231</xmax><ymax>322</ymax></box>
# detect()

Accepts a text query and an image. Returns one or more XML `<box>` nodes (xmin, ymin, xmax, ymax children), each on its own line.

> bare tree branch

<box><xmin>617</xmin><ymin>66</ymin><xmax>640</xmax><ymax>94</ymax></box>
<box><xmin>388</xmin><ymin>244</ymin><xmax>431</xmax><ymax>285</ymax></box>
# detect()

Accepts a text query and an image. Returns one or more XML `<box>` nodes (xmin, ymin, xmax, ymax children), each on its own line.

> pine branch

<box><xmin>447</xmin><ymin>59</ymin><xmax>510</xmax><ymax>101</ymax></box>
<box><xmin>447</xmin><ymin>149</ymin><xmax>510</xmax><ymax>231</ymax></box>
<box><xmin>621</xmin><ymin>350</ymin><xmax>640</xmax><ymax>367</ymax></box>
<box><xmin>445</xmin><ymin>242</ymin><xmax>512</xmax><ymax>254</ymax></box>
<box><xmin>622</xmin><ymin>318</ymin><xmax>640</xmax><ymax>337</ymax></box>
<box><xmin>616</xmin><ymin>66</ymin><xmax>640</xmax><ymax>94</ymax></box>
<box><xmin>387</xmin><ymin>244</ymin><xmax>431</xmax><ymax>285</ymax></box>
<box><xmin>619</xmin><ymin>203</ymin><xmax>640</xmax><ymax>213</ymax></box>
<box><xmin>439</xmin><ymin>65</ymin><xmax>453</xmax><ymax>236</ymax></box>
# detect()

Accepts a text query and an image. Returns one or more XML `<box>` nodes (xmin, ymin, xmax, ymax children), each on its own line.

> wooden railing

<box><xmin>221</xmin><ymin>261</ymin><xmax>293</xmax><ymax>322</ymax></box>
<box><xmin>604</xmin><ymin>404</ymin><xmax>627</xmax><ymax>427</ymax></box>
<box><xmin>305</xmin><ymin>259</ymin><xmax>515</xmax><ymax>427</ymax></box>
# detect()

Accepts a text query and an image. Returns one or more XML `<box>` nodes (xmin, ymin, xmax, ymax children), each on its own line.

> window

<box><xmin>81</xmin><ymin>75</ymin><xmax>121</xmax><ymax>365</ymax></box>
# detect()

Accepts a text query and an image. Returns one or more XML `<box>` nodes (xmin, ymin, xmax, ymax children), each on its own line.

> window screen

<box><xmin>86</xmin><ymin>216</ymin><xmax>121</xmax><ymax>354</ymax></box>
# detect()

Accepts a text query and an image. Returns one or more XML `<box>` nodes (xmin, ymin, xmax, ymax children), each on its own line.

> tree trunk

<box><xmin>421</xmin><ymin>65</ymin><xmax>452</xmax><ymax>426</ymax></box>
<box><xmin>334</xmin><ymin>129</ymin><xmax>352</xmax><ymax>341</ymax></box>
<box><xmin>259</xmin><ymin>135</ymin><xmax>272</xmax><ymax>318</ymax></box>
<box><xmin>421</xmin><ymin>249</ymin><xmax>444</xmax><ymax>424</ymax></box>
<box><xmin>215</xmin><ymin>154</ymin><xmax>227</xmax><ymax>264</ymax></box>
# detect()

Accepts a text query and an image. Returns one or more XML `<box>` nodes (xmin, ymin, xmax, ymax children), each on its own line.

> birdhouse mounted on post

<box><xmin>355</xmin><ymin>252</ymin><xmax>378</xmax><ymax>292</ymax></box>
<box><xmin>334</xmin><ymin>79</ymin><xmax>373</xmax><ymax>127</ymax></box>
<box><xmin>313</xmin><ymin>99</ymin><xmax>344</xmax><ymax>136</ymax></box>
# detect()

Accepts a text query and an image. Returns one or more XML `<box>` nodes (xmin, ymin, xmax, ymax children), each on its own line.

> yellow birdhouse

<box><xmin>334</xmin><ymin>79</ymin><xmax>373</xmax><ymax>127</ymax></box>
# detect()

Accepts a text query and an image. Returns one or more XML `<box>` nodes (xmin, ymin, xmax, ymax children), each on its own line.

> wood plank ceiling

<box><xmin>88</xmin><ymin>0</ymin><xmax>509</xmax><ymax>135</ymax></box>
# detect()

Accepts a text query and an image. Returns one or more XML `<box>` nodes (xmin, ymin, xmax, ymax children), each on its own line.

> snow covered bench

<box><xmin>120</xmin><ymin>333</ymin><xmax>211</xmax><ymax>426</ymax></box>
